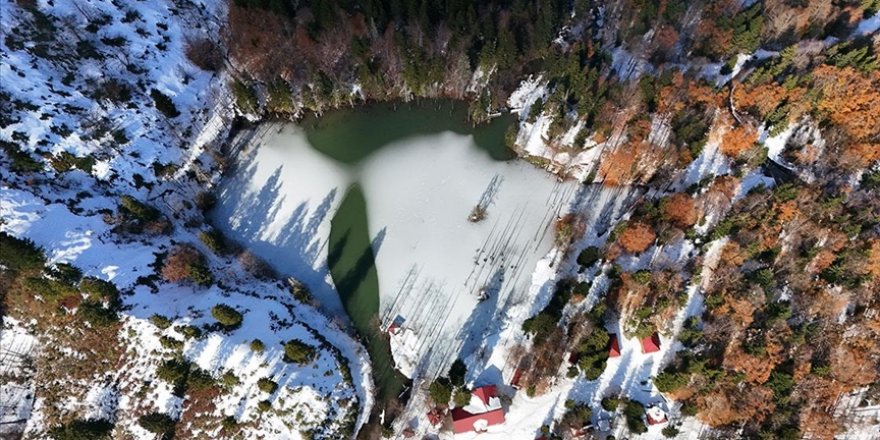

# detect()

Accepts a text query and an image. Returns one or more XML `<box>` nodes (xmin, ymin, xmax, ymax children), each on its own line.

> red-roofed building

<box><xmin>510</xmin><ymin>368</ymin><xmax>523</xmax><ymax>389</ymax></box>
<box><xmin>451</xmin><ymin>385</ymin><xmax>506</xmax><ymax>434</ymax></box>
<box><xmin>427</xmin><ymin>407</ymin><xmax>443</xmax><ymax>426</ymax></box>
<box><xmin>646</xmin><ymin>406</ymin><xmax>668</xmax><ymax>425</ymax></box>
<box><xmin>608</xmin><ymin>334</ymin><xmax>621</xmax><ymax>357</ymax></box>
<box><xmin>640</xmin><ymin>332</ymin><xmax>661</xmax><ymax>354</ymax></box>
<box><xmin>386</xmin><ymin>315</ymin><xmax>405</xmax><ymax>335</ymax></box>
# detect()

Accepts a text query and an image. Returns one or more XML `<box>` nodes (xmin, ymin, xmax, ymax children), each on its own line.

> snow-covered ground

<box><xmin>0</xmin><ymin>0</ymin><xmax>372</xmax><ymax>437</ymax></box>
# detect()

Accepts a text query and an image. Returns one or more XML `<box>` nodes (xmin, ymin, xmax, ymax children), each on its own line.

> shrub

<box><xmin>257</xmin><ymin>377</ymin><xmax>278</xmax><ymax>394</ymax></box>
<box><xmin>561</xmin><ymin>404</ymin><xmax>592</xmax><ymax>430</ymax></box>
<box><xmin>118</xmin><ymin>195</ymin><xmax>160</xmax><ymax>222</ymax></box>
<box><xmin>601</xmin><ymin>396</ymin><xmax>620</xmax><ymax>411</ymax></box>
<box><xmin>632</xmin><ymin>270</ymin><xmax>652</xmax><ymax>284</ymax></box>
<box><xmin>221</xmin><ymin>415</ymin><xmax>238</xmax><ymax>431</ymax></box>
<box><xmin>428</xmin><ymin>378</ymin><xmax>452</xmax><ymax>405</ymax></box>
<box><xmin>237</xmin><ymin>250</ymin><xmax>273</xmax><ymax>278</ymax></box>
<box><xmin>179</xmin><ymin>325</ymin><xmax>202</xmax><ymax>339</ymax></box>
<box><xmin>78</xmin><ymin>301</ymin><xmax>119</xmax><ymax>327</ymax></box>
<box><xmin>151</xmin><ymin>314</ymin><xmax>172</xmax><ymax>329</ymax></box>
<box><xmin>79</xmin><ymin>277</ymin><xmax>119</xmax><ymax>303</ymax></box>
<box><xmin>48</xmin><ymin>418</ymin><xmax>114</xmax><ymax>440</ymax></box>
<box><xmin>283</xmin><ymin>339</ymin><xmax>316</xmax><ymax>364</ymax></box>
<box><xmin>623</xmin><ymin>399</ymin><xmax>647</xmax><ymax>434</ymax></box>
<box><xmin>617</xmin><ymin>222</ymin><xmax>656</xmax><ymax>254</ymax></box>
<box><xmin>576</xmin><ymin>246</ymin><xmax>601</xmax><ymax>268</ymax></box>
<box><xmin>150</xmin><ymin>89</ymin><xmax>180</xmax><ymax>118</ymax></box>
<box><xmin>211</xmin><ymin>304</ymin><xmax>243</xmax><ymax>328</ymax></box>
<box><xmin>162</xmin><ymin>244</ymin><xmax>212</xmax><ymax>286</ymax></box>
<box><xmin>199</xmin><ymin>229</ymin><xmax>226</xmax><ymax>254</ymax></box>
<box><xmin>1</xmin><ymin>140</ymin><xmax>43</xmax><ymax>173</ymax></box>
<box><xmin>138</xmin><ymin>412</ymin><xmax>176</xmax><ymax>435</ymax></box>
<box><xmin>156</xmin><ymin>358</ymin><xmax>190</xmax><ymax>385</ymax></box>
<box><xmin>661</xmin><ymin>193</ymin><xmax>698</xmax><ymax>228</ymax></box>
<box><xmin>49</xmin><ymin>263</ymin><xmax>82</xmax><ymax>285</ymax></box>
<box><xmin>0</xmin><ymin>231</ymin><xmax>45</xmax><ymax>272</ymax></box>
<box><xmin>220</xmin><ymin>371</ymin><xmax>240</xmax><ymax>389</ymax></box>
<box><xmin>453</xmin><ymin>388</ymin><xmax>471</xmax><ymax>407</ymax></box>
<box><xmin>187</xmin><ymin>367</ymin><xmax>216</xmax><ymax>390</ymax></box>
<box><xmin>257</xmin><ymin>400</ymin><xmax>272</xmax><ymax>412</ymax></box>
<box><xmin>160</xmin><ymin>335</ymin><xmax>184</xmax><ymax>351</ymax></box>
<box><xmin>231</xmin><ymin>79</ymin><xmax>258</xmax><ymax>114</ymax></box>
<box><xmin>185</xmin><ymin>38</ymin><xmax>224</xmax><ymax>71</ymax></box>
<box><xmin>250</xmin><ymin>339</ymin><xmax>265</xmax><ymax>353</ymax></box>
<box><xmin>448</xmin><ymin>359</ymin><xmax>467</xmax><ymax>387</ymax></box>
<box><xmin>654</xmin><ymin>370</ymin><xmax>690</xmax><ymax>392</ymax></box>
<box><xmin>194</xmin><ymin>191</ymin><xmax>216</xmax><ymax>211</ymax></box>
<box><xmin>49</xmin><ymin>151</ymin><xmax>95</xmax><ymax>173</ymax></box>
<box><xmin>662</xmin><ymin>425</ymin><xmax>680</xmax><ymax>438</ymax></box>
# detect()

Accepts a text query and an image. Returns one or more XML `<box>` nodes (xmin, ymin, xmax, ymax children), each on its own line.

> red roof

<box><xmin>426</xmin><ymin>408</ymin><xmax>443</xmax><ymax>426</ymax></box>
<box><xmin>510</xmin><ymin>368</ymin><xmax>523</xmax><ymax>388</ymax></box>
<box><xmin>608</xmin><ymin>334</ymin><xmax>621</xmax><ymax>357</ymax></box>
<box><xmin>640</xmin><ymin>332</ymin><xmax>661</xmax><ymax>354</ymax></box>
<box><xmin>473</xmin><ymin>385</ymin><xmax>497</xmax><ymax>406</ymax></box>
<box><xmin>451</xmin><ymin>407</ymin><xmax>505</xmax><ymax>433</ymax></box>
<box><xmin>646</xmin><ymin>407</ymin><xmax>667</xmax><ymax>425</ymax></box>
<box><xmin>387</xmin><ymin>322</ymin><xmax>400</xmax><ymax>334</ymax></box>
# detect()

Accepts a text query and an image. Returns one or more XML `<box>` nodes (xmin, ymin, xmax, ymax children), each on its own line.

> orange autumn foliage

<box><xmin>814</xmin><ymin>66</ymin><xmax>880</xmax><ymax>142</ymax></box>
<box><xmin>617</xmin><ymin>222</ymin><xmax>656</xmax><ymax>254</ymax></box>
<box><xmin>697</xmin><ymin>385</ymin><xmax>774</xmax><ymax>427</ymax></box>
<box><xmin>720</xmin><ymin>124</ymin><xmax>758</xmax><ymax>157</ymax></box>
<box><xmin>663</xmin><ymin>193</ymin><xmax>698</xmax><ymax>228</ymax></box>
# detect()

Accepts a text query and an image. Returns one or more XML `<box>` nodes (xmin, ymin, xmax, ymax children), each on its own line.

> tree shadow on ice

<box><xmin>211</xmin><ymin>139</ymin><xmax>344</xmax><ymax>316</ymax></box>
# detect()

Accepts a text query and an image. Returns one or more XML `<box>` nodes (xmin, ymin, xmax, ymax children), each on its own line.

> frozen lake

<box><xmin>212</xmin><ymin>101</ymin><xmax>578</xmax><ymax>403</ymax></box>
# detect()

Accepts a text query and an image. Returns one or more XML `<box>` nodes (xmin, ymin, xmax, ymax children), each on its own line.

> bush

<box><xmin>250</xmin><ymin>339</ymin><xmax>265</xmax><ymax>353</ymax></box>
<box><xmin>150</xmin><ymin>89</ymin><xmax>180</xmax><ymax>118</ymax></box>
<box><xmin>48</xmin><ymin>419</ymin><xmax>114</xmax><ymax>440</ymax></box>
<box><xmin>220</xmin><ymin>371</ymin><xmax>240</xmax><ymax>389</ymax></box>
<box><xmin>211</xmin><ymin>304</ymin><xmax>243</xmax><ymax>328</ymax></box>
<box><xmin>194</xmin><ymin>191</ymin><xmax>216</xmax><ymax>211</ymax></box>
<box><xmin>151</xmin><ymin>314</ymin><xmax>173</xmax><ymax>329</ymax></box>
<box><xmin>428</xmin><ymin>378</ymin><xmax>452</xmax><ymax>405</ymax></box>
<box><xmin>138</xmin><ymin>412</ymin><xmax>176</xmax><ymax>435</ymax></box>
<box><xmin>617</xmin><ymin>222</ymin><xmax>656</xmax><ymax>254</ymax></box>
<box><xmin>231</xmin><ymin>79</ymin><xmax>258</xmax><ymax>114</ymax></box>
<box><xmin>156</xmin><ymin>358</ymin><xmax>190</xmax><ymax>385</ymax></box>
<box><xmin>118</xmin><ymin>195</ymin><xmax>160</xmax><ymax>223</ymax></box>
<box><xmin>448</xmin><ymin>359</ymin><xmax>467</xmax><ymax>387</ymax></box>
<box><xmin>283</xmin><ymin>339</ymin><xmax>316</xmax><ymax>364</ymax></box>
<box><xmin>601</xmin><ymin>396</ymin><xmax>620</xmax><ymax>411</ymax></box>
<box><xmin>187</xmin><ymin>367</ymin><xmax>216</xmax><ymax>390</ymax></box>
<box><xmin>654</xmin><ymin>370</ymin><xmax>690</xmax><ymax>392</ymax></box>
<box><xmin>79</xmin><ymin>277</ymin><xmax>119</xmax><ymax>303</ymax></box>
<box><xmin>662</xmin><ymin>425</ymin><xmax>680</xmax><ymax>438</ymax></box>
<box><xmin>1</xmin><ymin>140</ymin><xmax>43</xmax><ymax>173</ymax></box>
<box><xmin>257</xmin><ymin>377</ymin><xmax>278</xmax><ymax>394</ymax></box>
<box><xmin>576</xmin><ymin>246</ymin><xmax>601</xmax><ymax>268</ymax></box>
<box><xmin>160</xmin><ymin>335</ymin><xmax>184</xmax><ymax>351</ymax></box>
<box><xmin>221</xmin><ymin>415</ymin><xmax>238</xmax><ymax>431</ymax></box>
<box><xmin>453</xmin><ymin>388</ymin><xmax>471</xmax><ymax>407</ymax></box>
<box><xmin>237</xmin><ymin>250</ymin><xmax>274</xmax><ymax>278</ymax></box>
<box><xmin>199</xmin><ymin>229</ymin><xmax>226</xmax><ymax>254</ymax></box>
<box><xmin>162</xmin><ymin>244</ymin><xmax>213</xmax><ymax>286</ymax></box>
<box><xmin>78</xmin><ymin>301</ymin><xmax>119</xmax><ymax>327</ymax></box>
<box><xmin>49</xmin><ymin>263</ymin><xmax>82</xmax><ymax>285</ymax></box>
<box><xmin>185</xmin><ymin>38</ymin><xmax>224</xmax><ymax>71</ymax></box>
<box><xmin>623</xmin><ymin>399</ymin><xmax>647</xmax><ymax>434</ymax></box>
<box><xmin>179</xmin><ymin>325</ymin><xmax>202</xmax><ymax>339</ymax></box>
<box><xmin>257</xmin><ymin>400</ymin><xmax>272</xmax><ymax>412</ymax></box>
<box><xmin>0</xmin><ymin>231</ymin><xmax>45</xmax><ymax>272</ymax></box>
